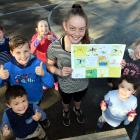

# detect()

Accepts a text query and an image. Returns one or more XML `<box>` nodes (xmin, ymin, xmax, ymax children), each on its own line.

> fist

<box><xmin>61</xmin><ymin>67</ymin><xmax>72</xmax><ymax>77</ymax></box>
<box><xmin>35</xmin><ymin>62</ymin><xmax>44</xmax><ymax>76</ymax></box>
<box><xmin>32</xmin><ymin>110</ymin><xmax>42</xmax><ymax>121</ymax></box>
<box><xmin>2</xmin><ymin>124</ymin><xmax>11</xmax><ymax>137</ymax></box>
<box><xmin>0</xmin><ymin>65</ymin><xmax>9</xmax><ymax>80</ymax></box>
<box><xmin>128</xmin><ymin>111</ymin><xmax>137</xmax><ymax>122</ymax></box>
<box><xmin>120</xmin><ymin>59</ymin><xmax>126</xmax><ymax>69</ymax></box>
<box><xmin>100</xmin><ymin>100</ymin><xmax>107</xmax><ymax>111</ymax></box>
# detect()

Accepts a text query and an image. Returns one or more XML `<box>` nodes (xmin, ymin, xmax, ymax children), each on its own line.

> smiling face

<box><xmin>10</xmin><ymin>43</ymin><xmax>31</xmax><ymax>66</ymax></box>
<box><xmin>63</xmin><ymin>15</ymin><xmax>86</xmax><ymax>44</ymax></box>
<box><xmin>36</xmin><ymin>20</ymin><xmax>49</xmax><ymax>35</ymax></box>
<box><xmin>7</xmin><ymin>95</ymin><xmax>28</xmax><ymax>115</ymax></box>
<box><xmin>118</xmin><ymin>79</ymin><xmax>135</xmax><ymax>100</ymax></box>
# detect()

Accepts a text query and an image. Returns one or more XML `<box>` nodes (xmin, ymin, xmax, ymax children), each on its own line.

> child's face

<box><xmin>36</xmin><ymin>20</ymin><xmax>49</xmax><ymax>35</ymax></box>
<box><xmin>0</xmin><ymin>30</ymin><xmax>4</xmax><ymax>40</ymax></box>
<box><xmin>11</xmin><ymin>43</ymin><xmax>31</xmax><ymax>66</ymax></box>
<box><xmin>63</xmin><ymin>15</ymin><xmax>86</xmax><ymax>44</ymax></box>
<box><xmin>7</xmin><ymin>95</ymin><xmax>28</xmax><ymax>115</ymax></box>
<box><xmin>134</xmin><ymin>44</ymin><xmax>140</xmax><ymax>59</ymax></box>
<box><xmin>118</xmin><ymin>79</ymin><xmax>135</xmax><ymax>100</ymax></box>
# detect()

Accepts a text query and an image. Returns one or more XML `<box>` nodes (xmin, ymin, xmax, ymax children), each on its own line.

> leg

<box><xmin>73</xmin><ymin>88</ymin><xmax>87</xmax><ymax>124</ymax></box>
<box><xmin>97</xmin><ymin>115</ymin><xmax>106</xmax><ymax>129</ymax></box>
<box><xmin>59</xmin><ymin>88</ymin><xmax>72</xmax><ymax>126</ymax></box>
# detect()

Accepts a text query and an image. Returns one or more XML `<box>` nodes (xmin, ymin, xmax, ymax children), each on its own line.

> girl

<box><xmin>30</xmin><ymin>20</ymin><xmax>57</xmax><ymax>63</ymax></box>
<box><xmin>108</xmin><ymin>38</ymin><xmax>140</xmax><ymax>89</ymax></box>
<box><xmin>47</xmin><ymin>3</ymin><xmax>94</xmax><ymax>126</ymax></box>
<box><xmin>122</xmin><ymin>38</ymin><xmax>140</xmax><ymax>80</ymax></box>
<box><xmin>98</xmin><ymin>76</ymin><xmax>138</xmax><ymax>128</ymax></box>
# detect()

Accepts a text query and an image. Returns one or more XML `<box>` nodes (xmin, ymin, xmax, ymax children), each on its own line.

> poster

<box><xmin>71</xmin><ymin>44</ymin><xmax>126</xmax><ymax>78</ymax></box>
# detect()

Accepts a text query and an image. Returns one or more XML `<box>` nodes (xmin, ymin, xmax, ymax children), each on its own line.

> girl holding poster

<box><xmin>47</xmin><ymin>3</ymin><xmax>94</xmax><ymax>126</ymax></box>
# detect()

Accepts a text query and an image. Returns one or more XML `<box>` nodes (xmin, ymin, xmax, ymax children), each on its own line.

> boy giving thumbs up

<box><xmin>0</xmin><ymin>34</ymin><xmax>54</xmax><ymax>104</ymax></box>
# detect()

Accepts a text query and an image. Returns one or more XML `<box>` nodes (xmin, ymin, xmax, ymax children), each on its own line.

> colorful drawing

<box><xmin>71</xmin><ymin>44</ymin><xmax>126</xmax><ymax>78</ymax></box>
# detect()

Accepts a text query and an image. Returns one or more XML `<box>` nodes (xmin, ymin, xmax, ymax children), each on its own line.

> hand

<box><xmin>2</xmin><ymin>124</ymin><xmax>11</xmax><ymax>137</ymax></box>
<box><xmin>128</xmin><ymin>112</ymin><xmax>137</xmax><ymax>122</ymax></box>
<box><xmin>47</xmin><ymin>35</ymin><xmax>53</xmax><ymax>40</ymax></box>
<box><xmin>120</xmin><ymin>59</ymin><xmax>126</xmax><ymax>69</ymax></box>
<box><xmin>35</xmin><ymin>62</ymin><xmax>44</xmax><ymax>76</ymax></box>
<box><xmin>37</xmin><ymin>33</ymin><xmax>44</xmax><ymax>41</ymax></box>
<box><xmin>32</xmin><ymin>110</ymin><xmax>42</xmax><ymax>121</ymax></box>
<box><xmin>100</xmin><ymin>100</ymin><xmax>107</xmax><ymax>111</ymax></box>
<box><xmin>0</xmin><ymin>65</ymin><xmax>9</xmax><ymax>80</ymax></box>
<box><xmin>61</xmin><ymin>67</ymin><xmax>72</xmax><ymax>77</ymax></box>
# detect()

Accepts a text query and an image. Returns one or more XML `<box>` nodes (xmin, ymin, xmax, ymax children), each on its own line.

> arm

<box><xmin>30</xmin><ymin>34</ymin><xmax>41</xmax><ymax>54</ymax></box>
<box><xmin>100</xmin><ymin>91</ymin><xmax>112</xmax><ymax>111</ymax></box>
<box><xmin>32</xmin><ymin>104</ymin><xmax>46</xmax><ymax>121</ymax></box>
<box><xmin>0</xmin><ymin>65</ymin><xmax>9</xmax><ymax>85</ymax></box>
<box><xmin>124</xmin><ymin>98</ymin><xmax>137</xmax><ymax>125</ymax></box>
<box><xmin>41</xmin><ymin>62</ymin><xmax>54</xmax><ymax>88</ymax></box>
<box><xmin>1</xmin><ymin>111</ymin><xmax>12</xmax><ymax>138</ymax></box>
<box><xmin>47</xmin><ymin>59</ymin><xmax>62</xmax><ymax>76</ymax></box>
<box><xmin>47</xmin><ymin>59</ymin><xmax>72</xmax><ymax>77</ymax></box>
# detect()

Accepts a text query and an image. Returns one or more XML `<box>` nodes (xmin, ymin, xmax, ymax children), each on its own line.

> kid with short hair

<box><xmin>0</xmin><ymin>34</ymin><xmax>54</xmax><ymax>104</ymax></box>
<box><xmin>1</xmin><ymin>85</ymin><xmax>46</xmax><ymax>140</ymax></box>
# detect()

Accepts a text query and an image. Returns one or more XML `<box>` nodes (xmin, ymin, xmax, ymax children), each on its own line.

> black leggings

<box><xmin>59</xmin><ymin>88</ymin><xmax>88</xmax><ymax>104</ymax></box>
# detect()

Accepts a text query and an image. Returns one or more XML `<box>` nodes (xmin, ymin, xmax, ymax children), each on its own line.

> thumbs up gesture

<box><xmin>35</xmin><ymin>62</ymin><xmax>44</xmax><ymax>76</ymax></box>
<box><xmin>0</xmin><ymin>65</ymin><xmax>9</xmax><ymax>80</ymax></box>
<box><xmin>32</xmin><ymin>110</ymin><xmax>42</xmax><ymax>121</ymax></box>
<box><xmin>2</xmin><ymin>124</ymin><xmax>11</xmax><ymax>137</ymax></box>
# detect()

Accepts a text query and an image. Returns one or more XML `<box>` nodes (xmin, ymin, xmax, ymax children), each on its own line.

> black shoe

<box><xmin>73</xmin><ymin>107</ymin><xmax>85</xmax><ymax>124</ymax></box>
<box><xmin>40</xmin><ymin>119</ymin><xmax>51</xmax><ymax>130</ymax></box>
<box><xmin>97</xmin><ymin>121</ymin><xmax>104</xmax><ymax>129</ymax></box>
<box><xmin>62</xmin><ymin>110</ymin><xmax>70</xmax><ymax>126</ymax></box>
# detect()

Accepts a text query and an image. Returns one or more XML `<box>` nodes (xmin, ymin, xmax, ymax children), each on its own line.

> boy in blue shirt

<box><xmin>0</xmin><ymin>34</ymin><xmax>54</xmax><ymax>104</ymax></box>
<box><xmin>1</xmin><ymin>85</ymin><xmax>46</xmax><ymax>140</ymax></box>
<box><xmin>0</xmin><ymin>34</ymin><xmax>54</xmax><ymax>129</ymax></box>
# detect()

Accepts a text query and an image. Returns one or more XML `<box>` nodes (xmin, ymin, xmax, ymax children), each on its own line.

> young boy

<box><xmin>98</xmin><ymin>76</ymin><xmax>138</xmax><ymax>128</ymax></box>
<box><xmin>1</xmin><ymin>85</ymin><xmax>46</xmax><ymax>140</ymax></box>
<box><xmin>0</xmin><ymin>34</ymin><xmax>54</xmax><ymax>104</ymax></box>
<box><xmin>0</xmin><ymin>34</ymin><xmax>54</xmax><ymax>129</ymax></box>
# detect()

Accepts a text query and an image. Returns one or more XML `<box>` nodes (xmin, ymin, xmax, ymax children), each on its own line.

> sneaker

<box><xmin>97</xmin><ymin>121</ymin><xmax>104</xmax><ymax>129</ymax></box>
<box><xmin>73</xmin><ymin>107</ymin><xmax>85</xmax><ymax>124</ymax></box>
<box><xmin>97</xmin><ymin>116</ymin><xmax>105</xmax><ymax>129</ymax></box>
<box><xmin>40</xmin><ymin>119</ymin><xmax>51</xmax><ymax>130</ymax></box>
<box><xmin>62</xmin><ymin>110</ymin><xmax>70</xmax><ymax>126</ymax></box>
